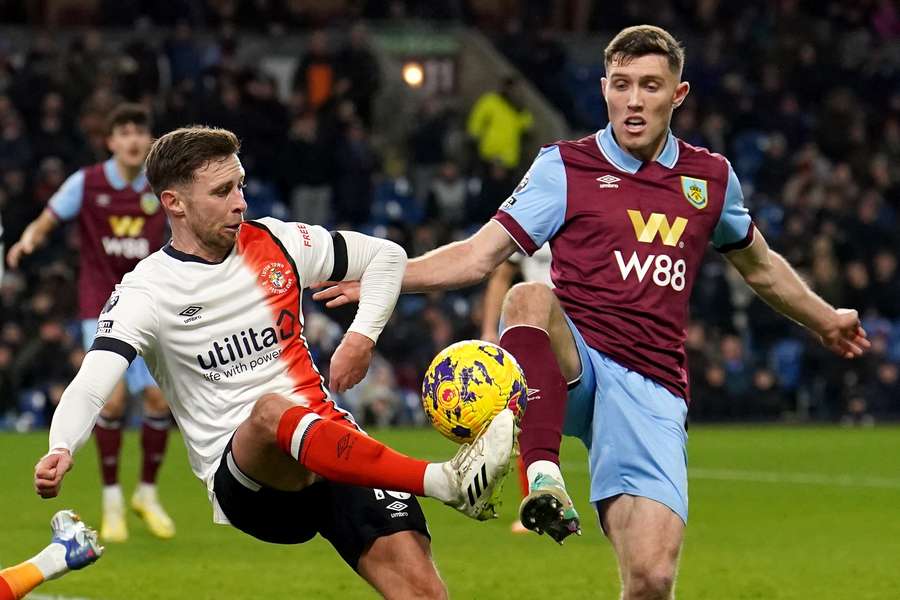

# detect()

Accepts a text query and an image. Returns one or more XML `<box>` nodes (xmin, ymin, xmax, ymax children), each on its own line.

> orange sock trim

<box><xmin>0</xmin><ymin>563</ymin><xmax>44</xmax><ymax>599</ymax></box>
<box><xmin>275</xmin><ymin>404</ymin><xmax>427</xmax><ymax>495</ymax></box>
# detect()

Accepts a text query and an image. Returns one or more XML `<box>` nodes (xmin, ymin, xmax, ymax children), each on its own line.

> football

<box><xmin>421</xmin><ymin>340</ymin><xmax>527</xmax><ymax>444</ymax></box>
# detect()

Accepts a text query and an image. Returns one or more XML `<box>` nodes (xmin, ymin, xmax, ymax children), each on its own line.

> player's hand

<box><xmin>312</xmin><ymin>281</ymin><xmax>361</xmax><ymax>308</ymax></box>
<box><xmin>329</xmin><ymin>332</ymin><xmax>374</xmax><ymax>393</ymax></box>
<box><xmin>6</xmin><ymin>235</ymin><xmax>37</xmax><ymax>268</ymax></box>
<box><xmin>34</xmin><ymin>449</ymin><xmax>73</xmax><ymax>498</ymax></box>
<box><xmin>818</xmin><ymin>308</ymin><xmax>871</xmax><ymax>359</ymax></box>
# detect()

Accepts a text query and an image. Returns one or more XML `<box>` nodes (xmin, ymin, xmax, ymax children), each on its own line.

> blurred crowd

<box><xmin>1</xmin><ymin>0</ymin><xmax>899</xmax><ymax>429</ymax></box>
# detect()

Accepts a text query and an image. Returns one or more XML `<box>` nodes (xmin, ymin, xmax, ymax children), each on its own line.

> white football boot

<box><xmin>443</xmin><ymin>408</ymin><xmax>516</xmax><ymax>520</ymax></box>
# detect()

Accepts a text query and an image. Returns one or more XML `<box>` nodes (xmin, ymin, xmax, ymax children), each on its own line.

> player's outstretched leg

<box><xmin>0</xmin><ymin>511</ymin><xmax>103</xmax><ymax>600</ymax></box>
<box><xmin>131</xmin><ymin>385</ymin><xmax>175</xmax><ymax>539</ymax></box>
<box><xmin>234</xmin><ymin>393</ymin><xmax>516</xmax><ymax>520</ymax></box>
<box><xmin>499</xmin><ymin>282</ymin><xmax>582</xmax><ymax>543</ymax></box>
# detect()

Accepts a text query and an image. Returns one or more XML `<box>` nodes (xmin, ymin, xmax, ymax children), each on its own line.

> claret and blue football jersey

<box><xmin>493</xmin><ymin>127</ymin><xmax>753</xmax><ymax>401</ymax></box>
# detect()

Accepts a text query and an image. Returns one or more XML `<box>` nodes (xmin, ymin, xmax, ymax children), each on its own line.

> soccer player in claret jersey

<box><xmin>314</xmin><ymin>25</ymin><xmax>870</xmax><ymax>598</ymax></box>
<box><xmin>33</xmin><ymin>126</ymin><xmax>516</xmax><ymax>598</ymax></box>
<box><xmin>8</xmin><ymin>104</ymin><xmax>175</xmax><ymax>543</ymax></box>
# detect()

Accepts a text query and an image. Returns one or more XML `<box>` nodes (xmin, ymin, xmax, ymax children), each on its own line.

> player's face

<box><xmin>602</xmin><ymin>54</ymin><xmax>689</xmax><ymax>162</ymax></box>
<box><xmin>184</xmin><ymin>154</ymin><xmax>247</xmax><ymax>255</ymax></box>
<box><xmin>107</xmin><ymin>123</ymin><xmax>153</xmax><ymax>169</ymax></box>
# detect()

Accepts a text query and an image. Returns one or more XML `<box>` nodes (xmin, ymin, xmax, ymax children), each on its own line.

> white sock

<box><xmin>135</xmin><ymin>482</ymin><xmax>157</xmax><ymax>498</ymax></box>
<box><xmin>423</xmin><ymin>463</ymin><xmax>455</xmax><ymax>503</ymax></box>
<box><xmin>103</xmin><ymin>484</ymin><xmax>124</xmax><ymax>508</ymax></box>
<box><xmin>526</xmin><ymin>460</ymin><xmax>564</xmax><ymax>488</ymax></box>
<box><xmin>29</xmin><ymin>543</ymin><xmax>68</xmax><ymax>581</ymax></box>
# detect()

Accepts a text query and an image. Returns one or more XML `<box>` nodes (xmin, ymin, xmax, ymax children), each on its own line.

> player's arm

<box><xmin>405</xmin><ymin>221</ymin><xmax>518</xmax><ymax>292</ymax></box>
<box><xmin>7</xmin><ymin>168</ymin><xmax>84</xmax><ymax>268</ymax></box>
<box><xmin>34</xmin><ymin>351</ymin><xmax>128</xmax><ymax>498</ymax></box>
<box><xmin>6</xmin><ymin>210</ymin><xmax>59</xmax><ymax>268</ymax></box>
<box><xmin>293</xmin><ymin>225</ymin><xmax>408</xmax><ymax>392</ymax></box>
<box><xmin>313</xmin><ymin>221</ymin><xmax>517</xmax><ymax>307</ymax></box>
<box><xmin>724</xmin><ymin>231</ymin><xmax>869</xmax><ymax>358</ymax></box>
<box><xmin>480</xmin><ymin>259</ymin><xmax>519</xmax><ymax>343</ymax></box>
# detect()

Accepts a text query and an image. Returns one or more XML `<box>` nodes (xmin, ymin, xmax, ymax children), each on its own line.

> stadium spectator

<box><xmin>292</xmin><ymin>29</ymin><xmax>336</xmax><ymax>111</ymax></box>
<box><xmin>335</xmin><ymin>23</ymin><xmax>381</xmax><ymax>129</ymax></box>
<box><xmin>279</xmin><ymin>112</ymin><xmax>335</xmax><ymax>227</ymax></box>
<box><xmin>466</xmin><ymin>76</ymin><xmax>533</xmax><ymax>172</ymax></box>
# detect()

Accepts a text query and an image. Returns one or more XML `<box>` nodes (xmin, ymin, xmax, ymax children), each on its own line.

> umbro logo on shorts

<box><xmin>385</xmin><ymin>501</ymin><xmax>408</xmax><ymax>512</ymax></box>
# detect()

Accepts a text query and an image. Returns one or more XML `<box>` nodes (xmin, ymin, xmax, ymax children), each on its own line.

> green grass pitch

<box><xmin>2</xmin><ymin>426</ymin><xmax>899</xmax><ymax>599</ymax></box>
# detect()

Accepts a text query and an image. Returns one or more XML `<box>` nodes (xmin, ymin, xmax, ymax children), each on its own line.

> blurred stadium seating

<box><xmin>0</xmin><ymin>0</ymin><xmax>898</xmax><ymax>431</ymax></box>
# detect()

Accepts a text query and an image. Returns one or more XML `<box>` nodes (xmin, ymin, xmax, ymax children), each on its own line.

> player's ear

<box><xmin>673</xmin><ymin>81</ymin><xmax>690</xmax><ymax>108</ymax></box>
<box><xmin>600</xmin><ymin>77</ymin><xmax>609</xmax><ymax>99</ymax></box>
<box><xmin>160</xmin><ymin>189</ymin><xmax>185</xmax><ymax>217</ymax></box>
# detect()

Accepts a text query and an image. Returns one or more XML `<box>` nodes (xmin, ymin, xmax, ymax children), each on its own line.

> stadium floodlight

<box><xmin>402</xmin><ymin>61</ymin><xmax>425</xmax><ymax>87</ymax></box>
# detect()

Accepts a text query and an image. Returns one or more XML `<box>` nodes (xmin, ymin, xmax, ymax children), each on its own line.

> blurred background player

<box><xmin>0</xmin><ymin>510</ymin><xmax>102</xmax><ymax>600</ymax></box>
<box><xmin>6</xmin><ymin>104</ymin><xmax>174</xmax><ymax>542</ymax></box>
<box><xmin>480</xmin><ymin>242</ymin><xmax>552</xmax><ymax>534</ymax></box>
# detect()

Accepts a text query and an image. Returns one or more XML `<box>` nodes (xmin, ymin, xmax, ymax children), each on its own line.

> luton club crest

<box><xmin>680</xmin><ymin>176</ymin><xmax>708</xmax><ymax>209</ymax></box>
<box><xmin>259</xmin><ymin>262</ymin><xmax>294</xmax><ymax>295</ymax></box>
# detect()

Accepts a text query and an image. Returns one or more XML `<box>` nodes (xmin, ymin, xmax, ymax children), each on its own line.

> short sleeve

<box><xmin>90</xmin><ymin>274</ymin><xmax>159</xmax><ymax>363</ymax></box>
<box><xmin>712</xmin><ymin>162</ymin><xmax>754</xmax><ymax>252</ymax></box>
<box><xmin>256</xmin><ymin>217</ymin><xmax>335</xmax><ymax>288</ymax></box>
<box><xmin>491</xmin><ymin>145</ymin><xmax>567</xmax><ymax>256</ymax></box>
<box><xmin>47</xmin><ymin>170</ymin><xmax>86</xmax><ymax>221</ymax></box>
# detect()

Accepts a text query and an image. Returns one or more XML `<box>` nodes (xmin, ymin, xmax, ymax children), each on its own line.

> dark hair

<box><xmin>145</xmin><ymin>126</ymin><xmax>241</xmax><ymax>195</ymax></box>
<box><xmin>604</xmin><ymin>25</ymin><xmax>685</xmax><ymax>75</ymax></box>
<box><xmin>106</xmin><ymin>103</ymin><xmax>151</xmax><ymax>136</ymax></box>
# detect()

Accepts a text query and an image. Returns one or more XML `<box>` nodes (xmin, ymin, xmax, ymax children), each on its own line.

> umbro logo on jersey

<box><xmin>180</xmin><ymin>305</ymin><xmax>203</xmax><ymax>324</ymax></box>
<box><xmin>596</xmin><ymin>175</ymin><xmax>621</xmax><ymax>189</ymax></box>
<box><xmin>179</xmin><ymin>306</ymin><xmax>202</xmax><ymax>317</ymax></box>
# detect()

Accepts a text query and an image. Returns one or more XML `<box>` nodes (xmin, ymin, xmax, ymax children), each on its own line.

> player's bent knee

<box><xmin>248</xmin><ymin>393</ymin><xmax>296</xmax><ymax>440</ymax></box>
<box><xmin>502</xmin><ymin>281</ymin><xmax>556</xmax><ymax>325</ymax></box>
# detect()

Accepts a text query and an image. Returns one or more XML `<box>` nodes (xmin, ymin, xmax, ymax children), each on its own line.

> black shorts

<box><xmin>212</xmin><ymin>439</ymin><xmax>430</xmax><ymax>569</ymax></box>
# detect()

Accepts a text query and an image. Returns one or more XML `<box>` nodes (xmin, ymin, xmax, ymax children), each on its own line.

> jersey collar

<box><xmin>595</xmin><ymin>126</ymin><xmax>679</xmax><ymax>174</ymax></box>
<box><xmin>163</xmin><ymin>241</ymin><xmax>234</xmax><ymax>264</ymax></box>
<box><xmin>103</xmin><ymin>158</ymin><xmax>148</xmax><ymax>192</ymax></box>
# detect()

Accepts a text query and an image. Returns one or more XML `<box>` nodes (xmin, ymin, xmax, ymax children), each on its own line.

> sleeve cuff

<box><xmin>715</xmin><ymin>222</ymin><xmax>755</xmax><ymax>253</ymax></box>
<box><xmin>491</xmin><ymin>211</ymin><xmax>539</xmax><ymax>256</ymax></box>
<box><xmin>89</xmin><ymin>337</ymin><xmax>138</xmax><ymax>364</ymax></box>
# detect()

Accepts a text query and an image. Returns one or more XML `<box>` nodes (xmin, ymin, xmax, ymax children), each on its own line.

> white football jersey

<box><xmin>94</xmin><ymin>218</ymin><xmax>354</xmax><ymax>504</ymax></box>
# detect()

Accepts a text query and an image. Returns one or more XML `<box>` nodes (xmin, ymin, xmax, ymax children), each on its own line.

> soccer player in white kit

<box><xmin>33</xmin><ymin>126</ymin><xmax>516</xmax><ymax>598</ymax></box>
